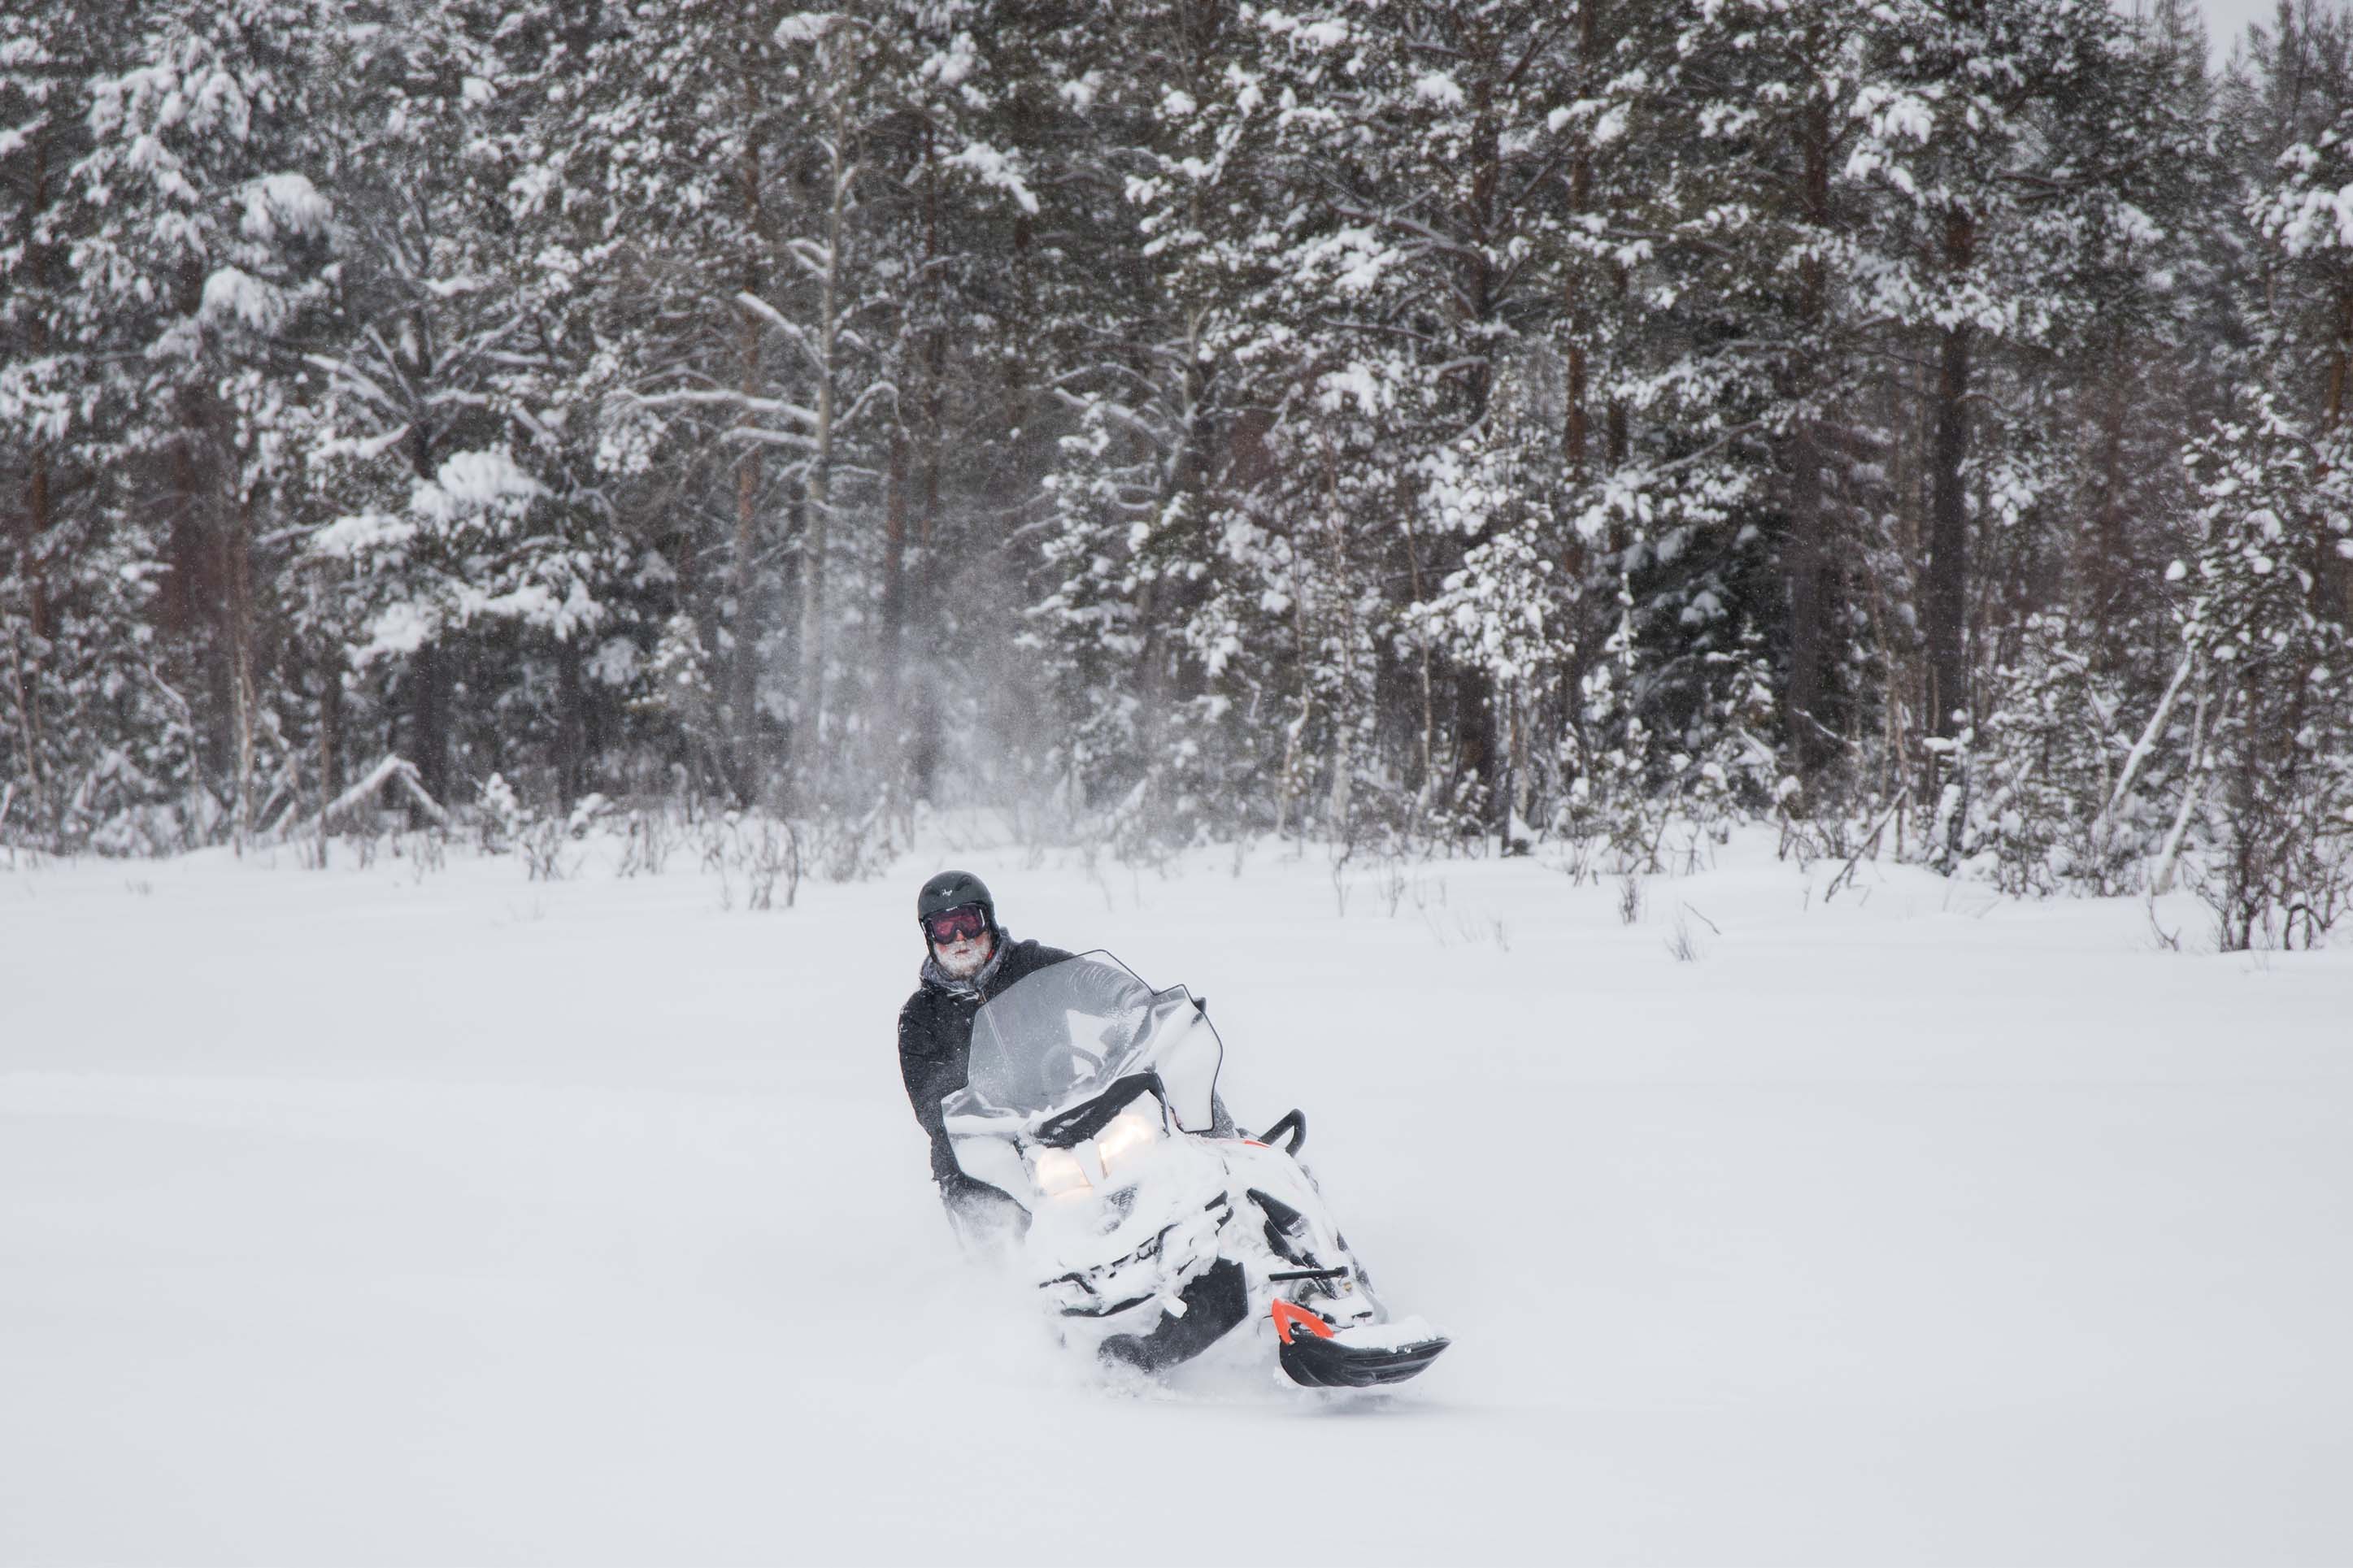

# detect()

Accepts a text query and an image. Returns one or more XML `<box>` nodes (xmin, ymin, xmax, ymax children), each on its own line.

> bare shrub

<box><xmin>1554</xmin><ymin>835</ymin><xmax>1599</xmax><ymax>886</ymax></box>
<box><xmin>2145</xmin><ymin>895</ymin><xmax>2184</xmax><ymax>953</ymax></box>
<box><xmin>1668</xmin><ymin>825</ymin><xmax>1715</xmax><ymax>877</ymax></box>
<box><xmin>403</xmin><ymin>830</ymin><xmax>447</xmax><ymax>882</ymax></box>
<box><xmin>698</xmin><ymin>815</ymin><xmax>732</xmax><ymax>875</ymax></box>
<box><xmin>615</xmin><ymin>806</ymin><xmax>680</xmax><ymax>878</ymax></box>
<box><xmin>652</xmin><ymin>806</ymin><xmax>679</xmax><ymax>871</ymax></box>
<box><xmin>741</xmin><ymin>817</ymin><xmax>802</xmax><ymax>911</ymax></box>
<box><xmin>1667</xmin><ymin>901</ymin><xmax>1719</xmax><ymax>962</ymax></box>
<box><xmin>519</xmin><ymin>818</ymin><xmax>572</xmax><ymax>882</ymax></box>
<box><xmin>807</xmin><ymin>801</ymin><xmax>892</xmax><ymax>884</ymax></box>
<box><xmin>698</xmin><ymin>810</ymin><xmax>808</xmax><ymax>912</ymax></box>
<box><xmin>1665</xmin><ymin>911</ymin><xmax>1702</xmax><ymax>962</ymax></box>
<box><xmin>2194</xmin><ymin>836</ymin><xmax>2351</xmax><ymax>951</ymax></box>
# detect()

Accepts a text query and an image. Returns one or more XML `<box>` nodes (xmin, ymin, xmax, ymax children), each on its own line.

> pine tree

<box><xmin>68</xmin><ymin>0</ymin><xmax>348</xmax><ymax>845</ymax></box>
<box><xmin>2177</xmin><ymin>398</ymin><xmax>2353</xmax><ymax>944</ymax></box>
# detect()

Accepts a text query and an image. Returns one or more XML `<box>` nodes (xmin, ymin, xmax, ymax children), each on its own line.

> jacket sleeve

<box><xmin>897</xmin><ymin>995</ymin><xmax>953</xmax><ymax>1162</ymax></box>
<box><xmin>902</xmin><ymin>994</ymin><xmax>987</xmax><ymax>1188</ymax></box>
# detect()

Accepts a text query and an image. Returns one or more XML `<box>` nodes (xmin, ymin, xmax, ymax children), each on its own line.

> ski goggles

<box><xmin>922</xmin><ymin>904</ymin><xmax>989</xmax><ymax>945</ymax></box>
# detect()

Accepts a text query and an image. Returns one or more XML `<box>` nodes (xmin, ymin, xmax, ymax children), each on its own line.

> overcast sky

<box><xmin>2192</xmin><ymin>0</ymin><xmax>2353</xmax><ymax>63</ymax></box>
<box><xmin>2201</xmin><ymin>0</ymin><xmax>2275</xmax><ymax>59</ymax></box>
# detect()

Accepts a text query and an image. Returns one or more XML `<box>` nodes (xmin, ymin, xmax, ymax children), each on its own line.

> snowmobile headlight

<box><xmin>1093</xmin><ymin>1109</ymin><xmax>1163</xmax><ymax>1177</ymax></box>
<box><xmin>1030</xmin><ymin>1145</ymin><xmax>1093</xmax><ymax>1200</ymax></box>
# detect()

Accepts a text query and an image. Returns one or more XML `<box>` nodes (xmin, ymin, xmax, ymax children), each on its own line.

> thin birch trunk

<box><xmin>2099</xmin><ymin>641</ymin><xmax>2195</xmax><ymax>830</ymax></box>
<box><xmin>2153</xmin><ymin>662</ymin><xmax>2211</xmax><ymax>896</ymax></box>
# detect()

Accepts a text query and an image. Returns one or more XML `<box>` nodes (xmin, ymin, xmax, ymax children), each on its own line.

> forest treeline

<box><xmin>3</xmin><ymin>0</ymin><xmax>2351</xmax><ymax>942</ymax></box>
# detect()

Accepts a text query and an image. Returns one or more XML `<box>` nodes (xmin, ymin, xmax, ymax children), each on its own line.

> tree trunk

<box><xmin>319</xmin><ymin>636</ymin><xmax>345</xmax><ymax>801</ymax></box>
<box><xmin>1606</xmin><ymin>363</ymin><xmax>1629</xmax><ymax>469</ymax></box>
<box><xmin>165</xmin><ymin>391</ymin><xmax>233</xmax><ymax>785</ymax></box>
<box><xmin>796</xmin><ymin>66</ymin><xmax>849</xmax><ymax>790</ymax></box>
<box><xmin>909</xmin><ymin>332</ymin><xmax>946</xmax><ymax>801</ymax></box>
<box><xmin>1448</xmin><ymin>43</ymin><xmax>1505</xmax><ymax>837</ymax></box>
<box><xmin>411</xmin><ymin>637</ymin><xmax>448</xmax><ymax>810</ymax></box>
<box><xmin>2326</xmin><ymin>283</ymin><xmax>2353</xmax><ymax>431</ymax></box>
<box><xmin>386</xmin><ymin>301</ymin><xmax>451</xmax><ymax>819</ymax></box>
<box><xmin>2084</xmin><ymin>348</ymin><xmax>2132</xmax><ymax>667</ymax></box>
<box><xmin>907</xmin><ymin>135</ymin><xmax>946</xmax><ymax>804</ymax></box>
<box><xmin>12</xmin><ymin>455</ymin><xmax>54</xmax><ymax>830</ymax></box>
<box><xmin>1322</xmin><ymin>435</ymin><xmax>1355</xmax><ymax>838</ymax></box>
<box><xmin>729</xmin><ymin>406</ymin><xmax>763</xmax><ymax>801</ymax></box>
<box><xmin>1784</xmin><ymin>98</ymin><xmax>1835</xmax><ymax>776</ymax></box>
<box><xmin>225</xmin><ymin>491</ymin><xmax>259</xmax><ymax>850</ymax></box>
<box><xmin>730</xmin><ymin>65</ymin><xmax>768</xmax><ymax>804</ymax></box>
<box><xmin>1564</xmin><ymin>0</ymin><xmax>1598</xmax><ymax>473</ymax></box>
<box><xmin>880</xmin><ymin>428</ymin><xmax>907</xmax><ymax>732</ymax></box>
<box><xmin>1452</xmin><ymin>666</ymin><xmax>1497</xmax><ymax>825</ymax></box>
<box><xmin>11</xmin><ymin>111</ymin><xmax>57</xmax><ymax>828</ymax></box>
<box><xmin>23</xmin><ymin>441</ymin><xmax>53</xmax><ymax>652</ymax></box>
<box><xmin>2327</xmin><ymin>285</ymin><xmax>2353</xmax><ymax>625</ymax></box>
<box><xmin>556</xmin><ymin>632</ymin><xmax>585</xmax><ymax>805</ymax></box>
<box><xmin>5</xmin><ymin>630</ymin><xmax>44</xmax><ymax>832</ymax></box>
<box><xmin>1785</xmin><ymin>416</ymin><xmax>1831</xmax><ymax>771</ymax></box>
<box><xmin>1924</xmin><ymin>211</ymin><xmax>1977</xmax><ymax>797</ymax></box>
<box><xmin>22</xmin><ymin>127</ymin><xmax>56</xmax><ymax>647</ymax></box>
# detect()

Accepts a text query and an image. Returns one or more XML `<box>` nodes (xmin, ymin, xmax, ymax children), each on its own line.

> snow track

<box><xmin>2</xmin><ymin>832</ymin><xmax>2346</xmax><ymax>1565</ymax></box>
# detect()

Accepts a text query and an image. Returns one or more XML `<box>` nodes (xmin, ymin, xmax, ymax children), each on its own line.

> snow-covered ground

<box><xmin>2</xmin><ymin>823</ymin><xmax>2346</xmax><ymax>1566</ymax></box>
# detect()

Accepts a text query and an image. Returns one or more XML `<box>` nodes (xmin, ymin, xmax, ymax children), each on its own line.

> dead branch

<box><xmin>285</xmin><ymin>754</ymin><xmax>449</xmax><ymax>840</ymax></box>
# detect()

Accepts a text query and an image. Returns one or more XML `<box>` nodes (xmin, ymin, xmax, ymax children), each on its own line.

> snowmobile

<box><xmin>942</xmin><ymin>952</ymin><xmax>1450</xmax><ymax>1389</ymax></box>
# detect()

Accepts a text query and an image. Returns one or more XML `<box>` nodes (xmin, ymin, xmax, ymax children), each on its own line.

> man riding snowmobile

<box><xmin>897</xmin><ymin>871</ymin><xmax>1073</xmax><ymax>1236</ymax></box>
<box><xmin>895</xmin><ymin>871</ymin><xmax>1449</xmax><ymax>1388</ymax></box>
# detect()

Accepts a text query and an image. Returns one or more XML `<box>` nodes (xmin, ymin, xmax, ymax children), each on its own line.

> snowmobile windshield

<box><xmin>950</xmin><ymin>953</ymin><xmax>1224</xmax><ymax>1133</ymax></box>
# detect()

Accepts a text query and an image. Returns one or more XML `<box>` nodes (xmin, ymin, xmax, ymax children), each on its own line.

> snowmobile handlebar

<box><xmin>1261</xmin><ymin>1109</ymin><xmax>1306</xmax><ymax>1156</ymax></box>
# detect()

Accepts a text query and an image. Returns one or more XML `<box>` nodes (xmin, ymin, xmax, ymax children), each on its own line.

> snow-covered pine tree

<box><xmin>1657</xmin><ymin>0</ymin><xmax>1886</xmax><ymax>793</ymax></box>
<box><xmin>0</xmin><ymin>2</ymin><xmax>135</xmax><ymax>847</ymax></box>
<box><xmin>547</xmin><ymin>0</ymin><xmax>807</xmax><ymax>804</ymax></box>
<box><xmin>2176</xmin><ymin>398</ymin><xmax>2353</xmax><ymax>945</ymax></box>
<box><xmin>1959</xmin><ymin>0</ymin><xmax>2225</xmax><ymax>895</ymax></box>
<box><xmin>1838</xmin><ymin>0</ymin><xmax>2157</xmax><ymax>854</ymax></box>
<box><xmin>1194</xmin><ymin>0</ymin><xmax>1614</xmax><ymax>845</ymax></box>
<box><xmin>1015</xmin><ymin>0</ymin><xmax>1286</xmax><ymax>843</ymax></box>
<box><xmin>302</xmin><ymin>0</ymin><xmax>627</xmax><ymax>818</ymax></box>
<box><xmin>69</xmin><ymin>0</ymin><xmax>347</xmax><ymax>847</ymax></box>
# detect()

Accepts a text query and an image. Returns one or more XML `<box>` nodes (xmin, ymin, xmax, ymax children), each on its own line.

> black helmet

<box><xmin>916</xmin><ymin>869</ymin><xmax>994</xmax><ymax>933</ymax></box>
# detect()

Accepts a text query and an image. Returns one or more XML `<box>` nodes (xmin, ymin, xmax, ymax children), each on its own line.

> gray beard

<box><xmin>920</xmin><ymin>930</ymin><xmax>1009</xmax><ymax>997</ymax></box>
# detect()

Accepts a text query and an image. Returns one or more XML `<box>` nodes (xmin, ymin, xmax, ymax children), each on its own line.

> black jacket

<box><xmin>898</xmin><ymin>937</ymin><xmax>1075</xmax><ymax>1188</ymax></box>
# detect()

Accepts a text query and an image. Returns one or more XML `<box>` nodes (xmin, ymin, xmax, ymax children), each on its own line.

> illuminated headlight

<box><xmin>1030</xmin><ymin>1145</ymin><xmax>1092</xmax><ymax>1199</ymax></box>
<box><xmin>1094</xmin><ymin>1109</ymin><xmax>1163</xmax><ymax>1178</ymax></box>
<box><xmin>1027</xmin><ymin>1098</ymin><xmax>1168</xmax><ymax>1200</ymax></box>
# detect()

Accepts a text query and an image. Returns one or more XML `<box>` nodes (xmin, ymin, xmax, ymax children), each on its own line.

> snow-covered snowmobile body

<box><xmin>941</xmin><ymin>953</ymin><xmax>1447</xmax><ymax>1388</ymax></box>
